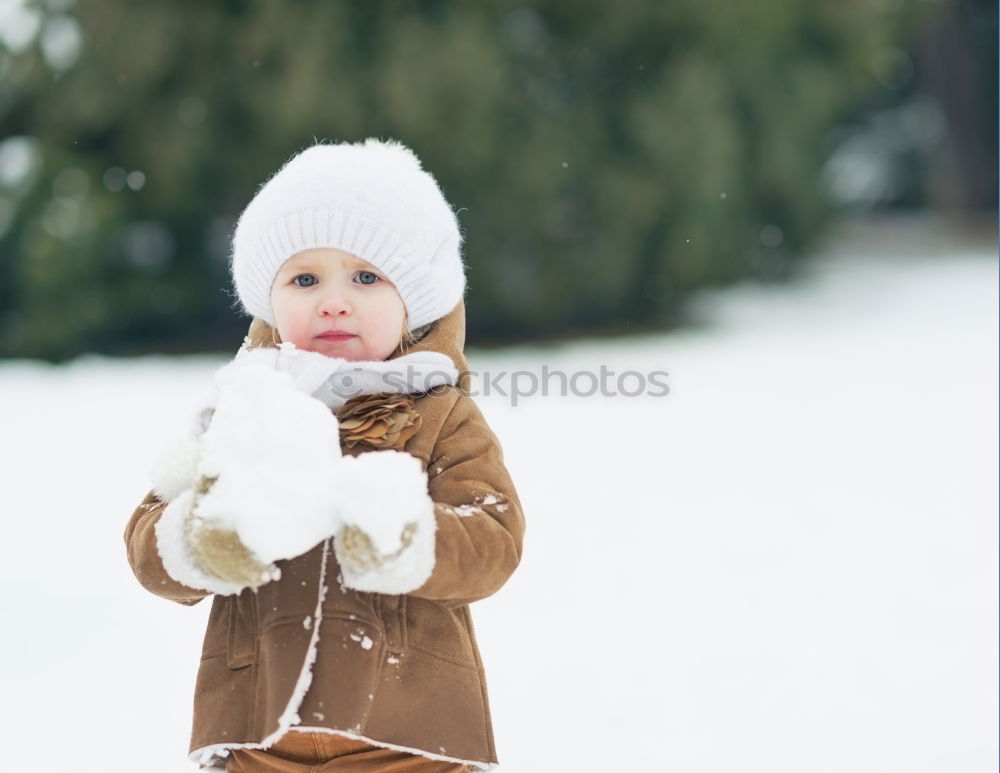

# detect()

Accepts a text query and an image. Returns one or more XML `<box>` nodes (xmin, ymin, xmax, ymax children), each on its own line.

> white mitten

<box><xmin>150</xmin><ymin>433</ymin><xmax>203</xmax><ymax>504</ymax></box>
<box><xmin>333</xmin><ymin>450</ymin><xmax>437</xmax><ymax>594</ymax></box>
<box><xmin>155</xmin><ymin>488</ymin><xmax>278</xmax><ymax>595</ymax></box>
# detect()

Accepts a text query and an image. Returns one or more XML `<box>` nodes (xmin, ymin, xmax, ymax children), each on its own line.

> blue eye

<box><xmin>293</xmin><ymin>274</ymin><xmax>318</xmax><ymax>287</ymax></box>
<box><xmin>356</xmin><ymin>271</ymin><xmax>379</xmax><ymax>285</ymax></box>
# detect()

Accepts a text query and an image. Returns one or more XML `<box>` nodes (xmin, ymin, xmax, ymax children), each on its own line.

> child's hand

<box><xmin>332</xmin><ymin>450</ymin><xmax>437</xmax><ymax>595</ymax></box>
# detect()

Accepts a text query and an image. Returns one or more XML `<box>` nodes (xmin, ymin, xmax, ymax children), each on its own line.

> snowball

<box><xmin>194</xmin><ymin>364</ymin><xmax>342</xmax><ymax>563</ymax></box>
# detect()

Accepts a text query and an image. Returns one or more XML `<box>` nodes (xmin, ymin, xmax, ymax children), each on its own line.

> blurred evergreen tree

<box><xmin>0</xmin><ymin>0</ymin><xmax>951</xmax><ymax>359</ymax></box>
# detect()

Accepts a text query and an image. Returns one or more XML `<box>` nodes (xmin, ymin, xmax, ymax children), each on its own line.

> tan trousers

<box><xmin>225</xmin><ymin>730</ymin><xmax>474</xmax><ymax>773</ymax></box>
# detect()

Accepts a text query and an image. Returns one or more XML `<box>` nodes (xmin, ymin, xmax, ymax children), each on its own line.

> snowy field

<box><xmin>1</xmin><ymin>218</ymin><xmax>996</xmax><ymax>772</ymax></box>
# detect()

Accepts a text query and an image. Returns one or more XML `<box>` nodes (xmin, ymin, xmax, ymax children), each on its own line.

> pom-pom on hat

<box><xmin>231</xmin><ymin>138</ymin><xmax>466</xmax><ymax>331</ymax></box>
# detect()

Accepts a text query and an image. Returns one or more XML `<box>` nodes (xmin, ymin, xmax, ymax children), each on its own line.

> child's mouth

<box><xmin>316</xmin><ymin>331</ymin><xmax>357</xmax><ymax>341</ymax></box>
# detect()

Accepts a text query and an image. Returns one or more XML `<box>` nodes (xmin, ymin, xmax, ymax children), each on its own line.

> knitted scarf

<box><xmin>191</xmin><ymin>343</ymin><xmax>459</xmax><ymax>436</ymax></box>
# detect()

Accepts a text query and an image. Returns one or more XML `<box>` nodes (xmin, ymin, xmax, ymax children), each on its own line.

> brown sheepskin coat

<box><xmin>124</xmin><ymin>301</ymin><xmax>525</xmax><ymax>770</ymax></box>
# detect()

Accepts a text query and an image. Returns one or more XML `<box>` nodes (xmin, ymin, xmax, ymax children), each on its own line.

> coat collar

<box><xmin>389</xmin><ymin>300</ymin><xmax>471</xmax><ymax>393</ymax></box>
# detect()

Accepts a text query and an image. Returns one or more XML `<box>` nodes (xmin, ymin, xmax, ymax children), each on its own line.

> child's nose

<box><xmin>317</xmin><ymin>286</ymin><xmax>352</xmax><ymax>316</ymax></box>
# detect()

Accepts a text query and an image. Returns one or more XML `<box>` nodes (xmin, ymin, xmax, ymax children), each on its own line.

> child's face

<box><xmin>270</xmin><ymin>247</ymin><xmax>406</xmax><ymax>362</ymax></box>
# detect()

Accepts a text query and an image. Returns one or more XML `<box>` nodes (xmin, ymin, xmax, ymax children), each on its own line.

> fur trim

<box><xmin>190</xmin><ymin>725</ymin><xmax>496</xmax><ymax>771</ymax></box>
<box><xmin>260</xmin><ymin>540</ymin><xmax>330</xmax><ymax>742</ymax></box>
<box><xmin>189</xmin><ymin>541</ymin><xmax>344</xmax><ymax>771</ymax></box>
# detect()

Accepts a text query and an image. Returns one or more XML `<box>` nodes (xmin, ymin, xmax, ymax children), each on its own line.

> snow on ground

<box><xmin>0</xmin><ymin>218</ymin><xmax>995</xmax><ymax>772</ymax></box>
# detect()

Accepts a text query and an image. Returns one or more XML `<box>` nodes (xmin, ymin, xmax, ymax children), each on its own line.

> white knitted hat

<box><xmin>231</xmin><ymin>138</ymin><xmax>465</xmax><ymax>331</ymax></box>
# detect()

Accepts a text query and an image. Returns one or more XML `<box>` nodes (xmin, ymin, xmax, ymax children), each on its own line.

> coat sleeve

<box><xmin>409</xmin><ymin>396</ymin><xmax>526</xmax><ymax>608</ymax></box>
<box><xmin>123</xmin><ymin>490</ymin><xmax>211</xmax><ymax>606</ymax></box>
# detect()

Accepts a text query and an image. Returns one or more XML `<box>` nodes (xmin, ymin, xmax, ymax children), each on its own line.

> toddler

<box><xmin>124</xmin><ymin>139</ymin><xmax>525</xmax><ymax>772</ymax></box>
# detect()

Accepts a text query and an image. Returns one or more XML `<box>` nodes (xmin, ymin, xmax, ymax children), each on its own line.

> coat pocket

<box><xmin>373</xmin><ymin>594</ymin><xmax>405</xmax><ymax>651</ymax></box>
<box><xmin>227</xmin><ymin>589</ymin><xmax>257</xmax><ymax>669</ymax></box>
<box><xmin>200</xmin><ymin>596</ymin><xmax>230</xmax><ymax>660</ymax></box>
<box><xmin>404</xmin><ymin>596</ymin><xmax>477</xmax><ymax>668</ymax></box>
